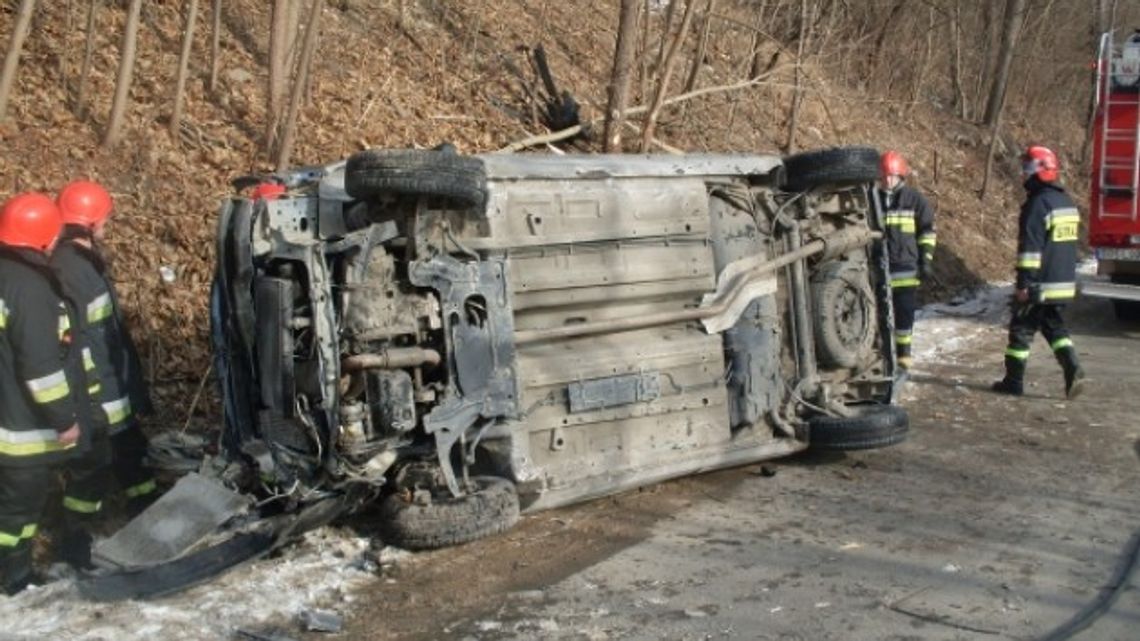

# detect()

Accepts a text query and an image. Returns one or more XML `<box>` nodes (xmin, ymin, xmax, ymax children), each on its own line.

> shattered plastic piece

<box><xmin>298</xmin><ymin>609</ymin><xmax>344</xmax><ymax>633</ymax></box>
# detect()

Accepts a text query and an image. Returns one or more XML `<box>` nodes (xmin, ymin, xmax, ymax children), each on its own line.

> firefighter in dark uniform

<box><xmin>878</xmin><ymin>150</ymin><xmax>936</xmax><ymax>370</ymax></box>
<box><xmin>0</xmin><ymin>193</ymin><xmax>94</xmax><ymax>594</ymax></box>
<box><xmin>51</xmin><ymin>181</ymin><xmax>157</xmax><ymax>561</ymax></box>
<box><xmin>992</xmin><ymin>145</ymin><xmax>1086</xmax><ymax>398</ymax></box>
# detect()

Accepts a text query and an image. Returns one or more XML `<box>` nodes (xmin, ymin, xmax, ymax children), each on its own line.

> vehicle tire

<box><xmin>378</xmin><ymin>476</ymin><xmax>520</xmax><ymax>550</ymax></box>
<box><xmin>808</xmin><ymin>405</ymin><xmax>909</xmax><ymax>451</ymax></box>
<box><xmin>812</xmin><ymin>261</ymin><xmax>878</xmax><ymax>369</ymax></box>
<box><xmin>344</xmin><ymin>145</ymin><xmax>487</xmax><ymax>208</ymax></box>
<box><xmin>782</xmin><ymin>146</ymin><xmax>880</xmax><ymax>192</ymax></box>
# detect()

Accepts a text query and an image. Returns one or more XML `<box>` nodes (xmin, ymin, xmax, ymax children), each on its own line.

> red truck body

<box><xmin>1086</xmin><ymin>30</ymin><xmax>1140</xmax><ymax>319</ymax></box>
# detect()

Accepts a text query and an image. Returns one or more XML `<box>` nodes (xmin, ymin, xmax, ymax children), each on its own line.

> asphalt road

<box><xmin>338</xmin><ymin>295</ymin><xmax>1140</xmax><ymax>641</ymax></box>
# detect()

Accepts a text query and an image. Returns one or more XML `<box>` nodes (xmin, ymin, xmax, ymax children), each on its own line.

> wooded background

<box><xmin>0</xmin><ymin>0</ymin><xmax>1136</xmax><ymax>425</ymax></box>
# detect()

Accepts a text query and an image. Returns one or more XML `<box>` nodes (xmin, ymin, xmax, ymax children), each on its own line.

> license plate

<box><xmin>1098</xmin><ymin>247</ymin><xmax>1140</xmax><ymax>261</ymax></box>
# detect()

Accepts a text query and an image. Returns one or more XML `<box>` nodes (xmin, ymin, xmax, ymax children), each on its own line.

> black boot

<box><xmin>57</xmin><ymin>527</ymin><xmax>94</xmax><ymax>571</ymax></box>
<box><xmin>1055</xmin><ymin>346</ymin><xmax>1086</xmax><ymax>399</ymax></box>
<box><xmin>991</xmin><ymin>355</ymin><xmax>1025</xmax><ymax>396</ymax></box>
<box><xmin>1</xmin><ymin>548</ymin><xmax>34</xmax><ymax>596</ymax></box>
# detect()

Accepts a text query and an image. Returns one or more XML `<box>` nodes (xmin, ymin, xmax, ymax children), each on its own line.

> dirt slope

<box><xmin>0</xmin><ymin>1</ymin><xmax>1086</xmax><ymax>426</ymax></box>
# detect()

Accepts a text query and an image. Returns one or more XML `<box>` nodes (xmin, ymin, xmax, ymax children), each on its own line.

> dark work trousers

<box><xmin>0</xmin><ymin>465</ymin><xmax>57</xmax><ymax>593</ymax></box>
<box><xmin>892</xmin><ymin>285</ymin><xmax>918</xmax><ymax>362</ymax></box>
<box><xmin>111</xmin><ymin>421</ymin><xmax>157</xmax><ymax>506</ymax></box>
<box><xmin>1006</xmin><ymin>303</ymin><xmax>1071</xmax><ymax>359</ymax></box>
<box><xmin>62</xmin><ymin>427</ymin><xmax>113</xmax><ymax>525</ymax></box>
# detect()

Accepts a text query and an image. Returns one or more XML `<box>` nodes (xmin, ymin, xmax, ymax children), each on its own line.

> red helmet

<box><xmin>1021</xmin><ymin>145</ymin><xmax>1059</xmax><ymax>182</ymax></box>
<box><xmin>880</xmin><ymin>150</ymin><xmax>909</xmax><ymax>180</ymax></box>
<box><xmin>0</xmin><ymin>192</ymin><xmax>64</xmax><ymax>252</ymax></box>
<box><xmin>57</xmin><ymin>180</ymin><xmax>113</xmax><ymax>228</ymax></box>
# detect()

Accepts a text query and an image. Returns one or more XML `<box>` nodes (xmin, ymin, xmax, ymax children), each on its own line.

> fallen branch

<box><xmin>496</xmin><ymin>66</ymin><xmax>790</xmax><ymax>153</ymax></box>
<box><xmin>496</xmin><ymin>124</ymin><xmax>584</xmax><ymax>153</ymax></box>
<box><xmin>885</xmin><ymin>603</ymin><xmax>1001</xmax><ymax>636</ymax></box>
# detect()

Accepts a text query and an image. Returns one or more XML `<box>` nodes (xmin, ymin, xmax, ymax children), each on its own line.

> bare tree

<box><xmin>682</xmin><ymin>0</ymin><xmax>716</xmax><ymax>96</ymax></box>
<box><xmin>0</xmin><ymin>0</ymin><xmax>38</xmax><ymax>121</ymax></box>
<box><xmin>948</xmin><ymin>0</ymin><xmax>966</xmax><ymax>119</ymax></box>
<box><xmin>170</xmin><ymin>0</ymin><xmax>200</xmax><ymax>135</ymax></box>
<box><xmin>75</xmin><ymin>0</ymin><xmax>100</xmax><ymax>118</ymax></box>
<box><xmin>784</xmin><ymin>0</ymin><xmax>809</xmax><ymax>152</ymax></box>
<box><xmin>983</xmin><ymin>0</ymin><xmax>1026</xmax><ymax>126</ymax></box>
<box><xmin>603</xmin><ymin>0</ymin><xmax>641</xmax><ymax>152</ymax></box>
<box><xmin>267</xmin><ymin>0</ymin><xmax>289</xmax><ymax>153</ymax></box>
<box><xmin>103</xmin><ymin>0</ymin><xmax>143</xmax><ymax>148</ymax></box>
<box><xmin>209</xmin><ymin>0</ymin><xmax>222</xmax><ymax>92</ymax></box>
<box><xmin>639</xmin><ymin>0</ymin><xmax>697</xmax><ymax>152</ymax></box>
<box><xmin>275</xmin><ymin>0</ymin><xmax>322</xmax><ymax>171</ymax></box>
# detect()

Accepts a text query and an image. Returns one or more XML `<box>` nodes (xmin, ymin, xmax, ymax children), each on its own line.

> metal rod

<box><xmin>514</xmin><ymin>228</ymin><xmax>879</xmax><ymax>345</ymax></box>
<box><xmin>341</xmin><ymin>347</ymin><xmax>442</xmax><ymax>370</ymax></box>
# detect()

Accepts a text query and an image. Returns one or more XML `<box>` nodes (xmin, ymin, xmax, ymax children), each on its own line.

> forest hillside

<box><xmin>1</xmin><ymin>0</ymin><xmax>1135</xmax><ymax>425</ymax></box>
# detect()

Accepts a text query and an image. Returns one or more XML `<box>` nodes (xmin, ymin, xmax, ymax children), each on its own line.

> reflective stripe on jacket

<box><xmin>51</xmin><ymin>233</ymin><xmax>151</xmax><ymax>433</ymax></box>
<box><xmin>1016</xmin><ymin>180</ymin><xmax>1079</xmax><ymax>304</ymax></box>
<box><xmin>879</xmin><ymin>184</ymin><xmax>936</xmax><ymax>287</ymax></box>
<box><xmin>0</xmin><ymin>247</ymin><xmax>93</xmax><ymax>466</ymax></box>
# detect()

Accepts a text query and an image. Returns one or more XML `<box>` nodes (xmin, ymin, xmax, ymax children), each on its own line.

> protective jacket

<box><xmin>51</xmin><ymin>229</ymin><xmax>152</xmax><ymax>435</ymax></box>
<box><xmin>0</xmin><ymin>246</ymin><xmax>94</xmax><ymax>467</ymax></box>
<box><xmin>1015</xmin><ymin>179</ymin><xmax>1079</xmax><ymax>304</ymax></box>
<box><xmin>879</xmin><ymin>184</ymin><xmax>936</xmax><ymax>288</ymax></box>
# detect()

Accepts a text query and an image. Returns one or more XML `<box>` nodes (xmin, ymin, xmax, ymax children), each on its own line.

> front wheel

<box><xmin>378</xmin><ymin>476</ymin><xmax>520</xmax><ymax>550</ymax></box>
<box><xmin>807</xmin><ymin>405</ymin><xmax>909</xmax><ymax>451</ymax></box>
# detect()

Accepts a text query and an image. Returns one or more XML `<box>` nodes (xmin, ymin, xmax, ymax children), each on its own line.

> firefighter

<box><xmin>878</xmin><ymin>150</ymin><xmax>936</xmax><ymax>370</ymax></box>
<box><xmin>0</xmin><ymin>193</ymin><xmax>93</xmax><ymax>594</ymax></box>
<box><xmin>992</xmin><ymin>145</ymin><xmax>1085</xmax><ymax>398</ymax></box>
<box><xmin>51</xmin><ymin>181</ymin><xmax>157</xmax><ymax>557</ymax></box>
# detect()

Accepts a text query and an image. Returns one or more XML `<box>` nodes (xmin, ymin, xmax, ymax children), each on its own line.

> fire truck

<box><xmin>1084</xmin><ymin>29</ymin><xmax>1140</xmax><ymax>320</ymax></box>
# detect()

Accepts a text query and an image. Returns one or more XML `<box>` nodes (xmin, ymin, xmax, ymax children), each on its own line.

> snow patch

<box><xmin>911</xmin><ymin>284</ymin><xmax>1013</xmax><ymax>366</ymax></box>
<box><xmin>0</xmin><ymin>527</ymin><xmax>382</xmax><ymax>641</ymax></box>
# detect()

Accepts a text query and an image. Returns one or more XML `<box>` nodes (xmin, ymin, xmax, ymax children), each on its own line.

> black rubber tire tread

<box><xmin>782</xmin><ymin>146</ymin><xmax>881</xmax><ymax>192</ymax></box>
<box><xmin>812</xmin><ymin>261</ymin><xmax>878</xmax><ymax>369</ymax></box>
<box><xmin>379</xmin><ymin>476</ymin><xmax>520</xmax><ymax>550</ymax></box>
<box><xmin>808</xmin><ymin>405</ymin><xmax>909</xmax><ymax>451</ymax></box>
<box><xmin>344</xmin><ymin>148</ymin><xmax>487</xmax><ymax>208</ymax></box>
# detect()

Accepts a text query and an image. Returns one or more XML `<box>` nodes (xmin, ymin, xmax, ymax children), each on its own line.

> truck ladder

<box><xmin>1097</xmin><ymin>32</ymin><xmax>1140</xmax><ymax>222</ymax></box>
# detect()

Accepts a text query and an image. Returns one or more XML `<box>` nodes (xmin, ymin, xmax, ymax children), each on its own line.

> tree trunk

<box><xmin>682</xmin><ymin>0</ymin><xmax>716</xmax><ymax>95</ymax></box>
<box><xmin>784</xmin><ymin>0</ymin><xmax>809</xmax><ymax>153</ymax></box>
<box><xmin>267</xmin><ymin>0</ymin><xmax>288</xmax><ymax>153</ymax></box>
<box><xmin>75</xmin><ymin>0</ymin><xmax>100</xmax><ymax>118</ymax></box>
<box><xmin>170</xmin><ymin>0</ymin><xmax>200</xmax><ymax>136</ymax></box>
<box><xmin>639</xmin><ymin>0</ymin><xmax>697</xmax><ymax>152</ymax></box>
<box><xmin>867</xmin><ymin>0</ymin><xmax>905</xmax><ymax>78</ymax></box>
<box><xmin>102</xmin><ymin>0</ymin><xmax>142</xmax><ymax>148</ymax></box>
<box><xmin>746</xmin><ymin>0</ymin><xmax>769</xmax><ymax>80</ymax></box>
<box><xmin>907</xmin><ymin>5</ymin><xmax>934</xmax><ymax>112</ymax></box>
<box><xmin>982</xmin><ymin>0</ymin><xmax>1026</xmax><ymax>126</ymax></box>
<box><xmin>275</xmin><ymin>0</ymin><xmax>322</xmax><ymax>171</ymax></box>
<box><xmin>949</xmin><ymin>0</ymin><xmax>966</xmax><ymax>119</ymax></box>
<box><xmin>602</xmin><ymin>0</ymin><xmax>641</xmax><ymax>152</ymax></box>
<box><xmin>208</xmin><ymin>0</ymin><xmax>222</xmax><ymax>92</ymax></box>
<box><xmin>0</xmin><ymin>0</ymin><xmax>38</xmax><ymax>121</ymax></box>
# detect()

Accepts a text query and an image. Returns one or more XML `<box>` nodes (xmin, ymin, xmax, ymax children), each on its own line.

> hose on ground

<box><xmin>1036</xmin><ymin>528</ymin><xmax>1140</xmax><ymax>641</ymax></box>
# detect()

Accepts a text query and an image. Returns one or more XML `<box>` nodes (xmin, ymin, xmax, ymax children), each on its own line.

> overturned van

<box><xmin>211</xmin><ymin>145</ymin><xmax>907</xmax><ymax>550</ymax></box>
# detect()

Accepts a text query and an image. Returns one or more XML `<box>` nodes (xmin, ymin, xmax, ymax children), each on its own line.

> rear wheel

<box><xmin>378</xmin><ymin>476</ymin><xmax>520</xmax><ymax>550</ymax></box>
<box><xmin>808</xmin><ymin>405</ymin><xmax>909</xmax><ymax>451</ymax></box>
<box><xmin>782</xmin><ymin>146</ymin><xmax>880</xmax><ymax>192</ymax></box>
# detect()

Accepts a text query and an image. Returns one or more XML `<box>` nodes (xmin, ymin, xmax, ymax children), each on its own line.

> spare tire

<box><xmin>812</xmin><ymin>260</ymin><xmax>877</xmax><ymax>369</ymax></box>
<box><xmin>782</xmin><ymin>146</ymin><xmax>880</xmax><ymax>192</ymax></box>
<box><xmin>345</xmin><ymin>145</ymin><xmax>487</xmax><ymax>209</ymax></box>
<box><xmin>808</xmin><ymin>405</ymin><xmax>908</xmax><ymax>451</ymax></box>
<box><xmin>379</xmin><ymin>476</ymin><xmax>520</xmax><ymax>550</ymax></box>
